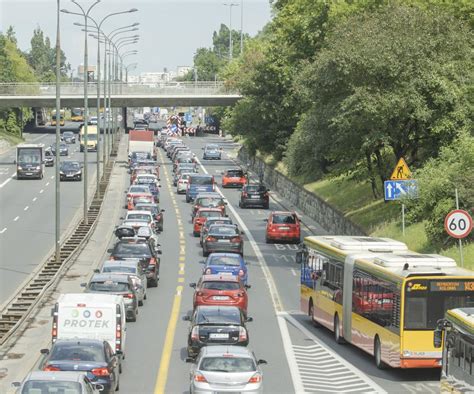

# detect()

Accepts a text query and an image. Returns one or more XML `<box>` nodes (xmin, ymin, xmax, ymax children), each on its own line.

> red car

<box><xmin>265</xmin><ymin>211</ymin><xmax>301</xmax><ymax>244</ymax></box>
<box><xmin>221</xmin><ymin>168</ymin><xmax>247</xmax><ymax>188</ymax></box>
<box><xmin>127</xmin><ymin>193</ymin><xmax>154</xmax><ymax>210</ymax></box>
<box><xmin>190</xmin><ymin>274</ymin><xmax>249</xmax><ymax>315</ymax></box>
<box><xmin>191</xmin><ymin>194</ymin><xmax>226</xmax><ymax>219</ymax></box>
<box><xmin>193</xmin><ymin>208</ymin><xmax>224</xmax><ymax>237</ymax></box>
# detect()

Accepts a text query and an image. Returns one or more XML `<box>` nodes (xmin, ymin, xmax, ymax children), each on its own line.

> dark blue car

<box><xmin>203</xmin><ymin>253</ymin><xmax>248</xmax><ymax>285</ymax></box>
<box><xmin>186</xmin><ymin>174</ymin><xmax>215</xmax><ymax>203</ymax></box>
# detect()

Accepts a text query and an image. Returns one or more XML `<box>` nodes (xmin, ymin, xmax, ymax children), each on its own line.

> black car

<box><xmin>199</xmin><ymin>217</ymin><xmax>234</xmax><ymax>246</ymax></box>
<box><xmin>184</xmin><ymin>305</ymin><xmax>252</xmax><ymax>358</ymax></box>
<box><xmin>109</xmin><ymin>237</ymin><xmax>160</xmax><ymax>287</ymax></box>
<box><xmin>239</xmin><ymin>184</ymin><xmax>270</xmax><ymax>209</ymax></box>
<box><xmin>83</xmin><ymin>273</ymin><xmax>139</xmax><ymax>322</ymax></box>
<box><xmin>202</xmin><ymin>224</ymin><xmax>244</xmax><ymax>257</ymax></box>
<box><xmin>61</xmin><ymin>131</ymin><xmax>76</xmax><ymax>144</ymax></box>
<box><xmin>134</xmin><ymin>202</ymin><xmax>165</xmax><ymax>232</ymax></box>
<box><xmin>59</xmin><ymin>161</ymin><xmax>82</xmax><ymax>181</ymax></box>
<box><xmin>51</xmin><ymin>143</ymin><xmax>69</xmax><ymax>156</ymax></box>
<box><xmin>40</xmin><ymin>339</ymin><xmax>119</xmax><ymax>393</ymax></box>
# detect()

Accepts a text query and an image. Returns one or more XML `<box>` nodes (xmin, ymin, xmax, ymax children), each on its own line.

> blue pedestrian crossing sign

<box><xmin>185</xmin><ymin>112</ymin><xmax>192</xmax><ymax>123</ymax></box>
<box><xmin>384</xmin><ymin>180</ymin><xmax>418</xmax><ymax>201</ymax></box>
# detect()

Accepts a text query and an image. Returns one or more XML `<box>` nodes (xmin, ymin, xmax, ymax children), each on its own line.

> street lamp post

<box><xmin>240</xmin><ymin>0</ymin><xmax>244</xmax><ymax>54</ymax></box>
<box><xmin>223</xmin><ymin>3</ymin><xmax>238</xmax><ymax>60</ymax></box>
<box><xmin>54</xmin><ymin>0</ymin><xmax>61</xmax><ymax>264</ymax></box>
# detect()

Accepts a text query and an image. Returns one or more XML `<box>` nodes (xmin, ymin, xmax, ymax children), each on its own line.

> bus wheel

<box><xmin>334</xmin><ymin>314</ymin><xmax>345</xmax><ymax>344</ymax></box>
<box><xmin>309</xmin><ymin>300</ymin><xmax>320</xmax><ymax>327</ymax></box>
<box><xmin>374</xmin><ymin>336</ymin><xmax>387</xmax><ymax>369</ymax></box>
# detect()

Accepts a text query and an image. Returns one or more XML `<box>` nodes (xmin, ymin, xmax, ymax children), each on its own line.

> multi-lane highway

<box><xmin>0</xmin><ymin>123</ymin><xmax>100</xmax><ymax>305</ymax></box>
<box><xmin>104</xmin><ymin>134</ymin><xmax>440</xmax><ymax>393</ymax></box>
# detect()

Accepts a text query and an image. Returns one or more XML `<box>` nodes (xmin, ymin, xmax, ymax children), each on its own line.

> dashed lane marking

<box><xmin>24</xmin><ymin>206</ymin><xmax>29</xmax><ymax>211</ymax></box>
<box><xmin>0</xmin><ymin>176</ymin><xmax>13</xmax><ymax>188</ymax></box>
<box><xmin>32</xmin><ymin>197</ymin><xmax>37</xmax><ymax>202</ymax></box>
<box><xmin>39</xmin><ymin>189</ymin><xmax>44</xmax><ymax>194</ymax></box>
<box><xmin>45</xmin><ymin>182</ymin><xmax>50</xmax><ymax>186</ymax></box>
<box><xmin>0</xmin><ymin>227</ymin><xmax>7</xmax><ymax>234</ymax></box>
<box><xmin>13</xmin><ymin>216</ymin><xmax>19</xmax><ymax>222</ymax></box>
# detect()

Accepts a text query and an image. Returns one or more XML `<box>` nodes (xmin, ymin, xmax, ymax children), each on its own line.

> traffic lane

<box><xmin>290</xmin><ymin>314</ymin><xmax>440</xmax><ymax>393</ymax></box>
<box><xmin>163</xmin><ymin>157</ymin><xmax>294</xmax><ymax>393</ymax></box>
<box><xmin>0</xmin><ymin>143</ymin><xmax>100</xmax><ymax>304</ymax></box>
<box><xmin>101</xmin><ymin>157</ymin><xmax>184</xmax><ymax>393</ymax></box>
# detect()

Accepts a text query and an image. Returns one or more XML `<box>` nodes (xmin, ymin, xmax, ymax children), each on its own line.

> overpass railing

<box><xmin>0</xmin><ymin>81</ymin><xmax>239</xmax><ymax>96</ymax></box>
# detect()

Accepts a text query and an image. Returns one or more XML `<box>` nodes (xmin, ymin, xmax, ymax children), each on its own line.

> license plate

<box><xmin>217</xmin><ymin>239</ymin><xmax>230</xmax><ymax>243</ymax></box>
<box><xmin>250</xmin><ymin>195</ymin><xmax>260</xmax><ymax>199</ymax></box>
<box><xmin>213</xmin><ymin>296</ymin><xmax>229</xmax><ymax>301</ymax></box>
<box><xmin>66</xmin><ymin>174</ymin><xmax>73</xmax><ymax>177</ymax></box>
<box><xmin>26</xmin><ymin>172</ymin><xmax>32</xmax><ymax>175</ymax></box>
<box><xmin>209</xmin><ymin>333</ymin><xmax>229</xmax><ymax>339</ymax></box>
<box><xmin>279</xmin><ymin>226</ymin><xmax>290</xmax><ymax>230</ymax></box>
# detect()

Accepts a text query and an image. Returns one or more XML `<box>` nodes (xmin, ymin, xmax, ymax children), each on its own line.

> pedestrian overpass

<box><xmin>0</xmin><ymin>82</ymin><xmax>241</xmax><ymax>108</ymax></box>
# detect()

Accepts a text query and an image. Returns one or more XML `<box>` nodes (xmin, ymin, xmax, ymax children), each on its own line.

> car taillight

<box><xmin>230</xmin><ymin>237</ymin><xmax>241</xmax><ymax>243</ymax></box>
<box><xmin>193</xmin><ymin>372</ymin><xmax>207</xmax><ymax>382</ymax></box>
<box><xmin>212</xmin><ymin>184</ymin><xmax>216</xmax><ymax>191</ymax></box>
<box><xmin>109</xmin><ymin>256</ymin><xmax>115</xmax><ymax>260</ymax></box>
<box><xmin>242</xmin><ymin>192</ymin><xmax>248</xmax><ymax>197</ymax></box>
<box><xmin>149</xmin><ymin>257</ymin><xmax>156</xmax><ymax>265</ymax></box>
<box><xmin>206</xmin><ymin>236</ymin><xmax>216</xmax><ymax>242</ymax></box>
<box><xmin>52</xmin><ymin>320</ymin><xmax>57</xmax><ymax>338</ymax></box>
<box><xmin>238</xmin><ymin>269</ymin><xmax>245</xmax><ymax>277</ymax></box>
<box><xmin>191</xmin><ymin>326</ymin><xmax>200</xmax><ymax>341</ymax></box>
<box><xmin>239</xmin><ymin>326</ymin><xmax>247</xmax><ymax>341</ymax></box>
<box><xmin>248</xmin><ymin>373</ymin><xmax>262</xmax><ymax>383</ymax></box>
<box><xmin>44</xmin><ymin>365</ymin><xmax>60</xmax><ymax>372</ymax></box>
<box><xmin>124</xmin><ymin>293</ymin><xmax>135</xmax><ymax>299</ymax></box>
<box><xmin>205</xmin><ymin>268</ymin><xmax>212</xmax><ymax>275</ymax></box>
<box><xmin>127</xmin><ymin>196</ymin><xmax>132</xmax><ymax>201</ymax></box>
<box><xmin>91</xmin><ymin>367</ymin><xmax>110</xmax><ymax>377</ymax></box>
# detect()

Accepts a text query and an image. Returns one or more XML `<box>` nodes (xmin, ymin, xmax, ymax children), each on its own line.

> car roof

<box><xmin>200</xmin><ymin>345</ymin><xmax>254</xmax><ymax>358</ymax></box>
<box><xmin>201</xmin><ymin>274</ymin><xmax>240</xmax><ymax>282</ymax></box>
<box><xmin>271</xmin><ymin>211</ymin><xmax>295</xmax><ymax>215</ymax></box>
<box><xmin>207</xmin><ymin>252</ymin><xmax>243</xmax><ymax>258</ymax></box>
<box><xmin>196</xmin><ymin>193</ymin><xmax>221</xmax><ymax>198</ymax></box>
<box><xmin>196</xmin><ymin>305</ymin><xmax>240</xmax><ymax>313</ymax></box>
<box><xmin>127</xmin><ymin>210</ymin><xmax>152</xmax><ymax>216</ymax></box>
<box><xmin>103</xmin><ymin>260</ymin><xmax>139</xmax><ymax>267</ymax></box>
<box><xmin>208</xmin><ymin>224</ymin><xmax>237</xmax><ymax>230</ymax></box>
<box><xmin>134</xmin><ymin>202</ymin><xmax>158</xmax><ymax>207</ymax></box>
<box><xmin>90</xmin><ymin>273</ymin><xmax>130</xmax><ymax>282</ymax></box>
<box><xmin>197</xmin><ymin>207</ymin><xmax>223</xmax><ymax>212</ymax></box>
<box><xmin>24</xmin><ymin>371</ymin><xmax>87</xmax><ymax>383</ymax></box>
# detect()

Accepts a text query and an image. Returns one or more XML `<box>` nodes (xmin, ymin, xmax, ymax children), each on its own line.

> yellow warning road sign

<box><xmin>390</xmin><ymin>158</ymin><xmax>412</xmax><ymax>180</ymax></box>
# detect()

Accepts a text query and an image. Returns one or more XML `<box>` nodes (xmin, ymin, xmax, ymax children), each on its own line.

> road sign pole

<box><xmin>455</xmin><ymin>188</ymin><xmax>464</xmax><ymax>267</ymax></box>
<box><xmin>402</xmin><ymin>203</ymin><xmax>405</xmax><ymax>237</ymax></box>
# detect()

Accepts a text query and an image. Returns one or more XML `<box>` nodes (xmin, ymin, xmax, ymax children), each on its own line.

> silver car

<box><xmin>12</xmin><ymin>371</ymin><xmax>103</xmax><ymax>393</ymax></box>
<box><xmin>187</xmin><ymin>346</ymin><xmax>267</xmax><ymax>394</ymax></box>
<box><xmin>97</xmin><ymin>260</ymin><xmax>147</xmax><ymax>306</ymax></box>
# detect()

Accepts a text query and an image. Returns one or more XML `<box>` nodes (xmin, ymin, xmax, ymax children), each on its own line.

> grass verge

<box><xmin>0</xmin><ymin>131</ymin><xmax>23</xmax><ymax>149</ymax></box>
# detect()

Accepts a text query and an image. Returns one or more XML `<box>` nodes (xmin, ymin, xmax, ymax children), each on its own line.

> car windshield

<box><xmin>196</xmin><ymin>308</ymin><xmax>241</xmax><ymax>324</ymax></box>
<box><xmin>89</xmin><ymin>280</ymin><xmax>130</xmax><ymax>292</ymax></box>
<box><xmin>226</xmin><ymin>170</ymin><xmax>244</xmax><ymax>177</ymax></box>
<box><xmin>180</xmin><ymin>174</ymin><xmax>190</xmax><ymax>181</ymax></box>
<box><xmin>21</xmin><ymin>381</ymin><xmax>82</xmax><ymax>394</ymax></box>
<box><xmin>208</xmin><ymin>255</ymin><xmax>241</xmax><ymax>266</ymax></box>
<box><xmin>206</xmin><ymin>219</ymin><xmax>232</xmax><ymax>228</ymax></box>
<box><xmin>114</xmin><ymin>243</ymin><xmax>151</xmax><ymax>257</ymax></box>
<box><xmin>201</xmin><ymin>281</ymin><xmax>240</xmax><ymax>290</ymax></box>
<box><xmin>272</xmin><ymin>214</ymin><xmax>296</xmax><ymax>224</ymax></box>
<box><xmin>246</xmin><ymin>185</ymin><xmax>266</xmax><ymax>192</ymax></box>
<box><xmin>133</xmin><ymin>197</ymin><xmax>153</xmax><ymax>204</ymax></box>
<box><xmin>209</xmin><ymin>226</ymin><xmax>238</xmax><ymax>236</ymax></box>
<box><xmin>200</xmin><ymin>357</ymin><xmax>256</xmax><ymax>373</ymax></box>
<box><xmin>137</xmin><ymin>177</ymin><xmax>156</xmax><ymax>184</ymax></box>
<box><xmin>205</xmin><ymin>144</ymin><xmax>219</xmax><ymax>151</ymax></box>
<box><xmin>199</xmin><ymin>211</ymin><xmax>222</xmax><ymax>218</ymax></box>
<box><xmin>103</xmin><ymin>266</ymin><xmax>137</xmax><ymax>274</ymax></box>
<box><xmin>198</xmin><ymin>198</ymin><xmax>222</xmax><ymax>207</ymax></box>
<box><xmin>63</xmin><ymin>132</ymin><xmax>74</xmax><ymax>138</ymax></box>
<box><xmin>190</xmin><ymin>176</ymin><xmax>213</xmax><ymax>185</ymax></box>
<box><xmin>135</xmin><ymin>205</ymin><xmax>158</xmax><ymax>214</ymax></box>
<box><xmin>50</xmin><ymin>343</ymin><xmax>105</xmax><ymax>361</ymax></box>
<box><xmin>129</xmin><ymin>186</ymin><xmax>149</xmax><ymax>193</ymax></box>
<box><xmin>61</xmin><ymin>162</ymin><xmax>80</xmax><ymax>170</ymax></box>
<box><xmin>127</xmin><ymin>213</ymin><xmax>151</xmax><ymax>222</ymax></box>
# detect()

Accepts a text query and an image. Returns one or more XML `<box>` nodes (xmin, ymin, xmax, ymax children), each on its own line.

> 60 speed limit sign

<box><xmin>444</xmin><ymin>210</ymin><xmax>473</xmax><ymax>239</ymax></box>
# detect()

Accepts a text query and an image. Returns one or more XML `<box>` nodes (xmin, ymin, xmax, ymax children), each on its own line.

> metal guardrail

<box><xmin>0</xmin><ymin>81</ymin><xmax>239</xmax><ymax>96</ymax></box>
<box><xmin>0</xmin><ymin>140</ymin><xmax>119</xmax><ymax>347</ymax></box>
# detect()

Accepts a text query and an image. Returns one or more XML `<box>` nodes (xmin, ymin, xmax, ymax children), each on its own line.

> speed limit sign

<box><xmin>444</xmin><ymin>210</ymin><xmax>473</xmax><ymax>239</ymax></box>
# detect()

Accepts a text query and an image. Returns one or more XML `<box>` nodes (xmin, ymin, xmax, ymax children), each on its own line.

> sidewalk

<box><xmin>0</xmin><ymin>137</ymin><xmax>128</xmax><ymax>392</ymax></box>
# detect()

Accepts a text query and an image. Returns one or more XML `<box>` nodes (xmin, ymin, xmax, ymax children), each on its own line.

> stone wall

<box><xmin>238</xmin><ymin>148</ymin><xmax>367</xmax><ymax>236</ymax></box>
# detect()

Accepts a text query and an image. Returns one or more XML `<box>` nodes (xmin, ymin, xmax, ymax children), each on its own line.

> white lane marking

<box><xmin>0</xmin><ymin>227</ymin><xmax>7</xmax><ymax>234</ymax></box>
<box><xmin>0</xmin><ymin>176</ymin><xmax>13</xmax><ymax>188</ymax></box>
<box><xmin>24</xmin><ymin>206</ymin><xmax>29</xmax><ymax>211</ymax></box>
<box><xmin>45</xmin><ymin>182</ymin><xmax>50</xmax><ymax>186</ymax></box>
<box><xmin>13</xmin><ymin>216</ymin><xmax>19</xmax><ymax>222</ymax></box>
<box><xmin>32</xmin><ymin>197</ymin><xmax>37</xmax><ymax>202</ymax></box>
<box><xmin>291</xmin><ymin>268</ymin><xmax>297</xmax><ymax>276</ymax></box>
<box><xmin>50</xmin><ymin>175</ymin><xmax>54</xmax><ymax>179</ymax></box>
<box><xmin>39</xmin><ymin>189</ymin><xmax>44</xmax><ymax>194</ymax></box>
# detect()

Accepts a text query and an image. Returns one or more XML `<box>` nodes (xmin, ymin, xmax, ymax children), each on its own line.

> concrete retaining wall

<box><xmin>237</xmin><ymin>148</ymin><xmax>367</xmax><ymax>236</ymax></box>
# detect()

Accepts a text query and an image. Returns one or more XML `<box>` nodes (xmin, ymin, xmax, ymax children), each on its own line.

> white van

<box><xmin>51</xmin><ymin>293</ymin><xmax>127</xmax><ymax>361</ymax></box>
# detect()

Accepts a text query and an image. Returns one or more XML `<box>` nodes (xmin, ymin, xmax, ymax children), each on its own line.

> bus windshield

<box><xmin>404</xmin><ymin>280</ymin><xmax>474</xmax><ymax>330</ymax></box>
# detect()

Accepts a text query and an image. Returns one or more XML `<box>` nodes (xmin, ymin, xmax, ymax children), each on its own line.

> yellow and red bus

<box><xmin>299</xmin><ymin>236</ymin><xmax>474</xmax><ymax>369</ymax></box>
<box><xmin>435</xmin><ymin>308</ymin><xmax>474</xmax><ymax>393</ymax></box>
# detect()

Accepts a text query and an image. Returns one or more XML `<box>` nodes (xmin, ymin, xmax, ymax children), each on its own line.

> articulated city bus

<box><xmin>435</xmin><ymin>308</ymin><xmax>474</xmax><ymax>393</ymax></box>
<box><xmin>71</xmin><ymin>107</ymin><xmax>84</xmax><ymax>122</ymax></box>
<box><xmin>299</xmin><ymin>236</ymin><xmax>474</xmax><ymax>369</ymax></box>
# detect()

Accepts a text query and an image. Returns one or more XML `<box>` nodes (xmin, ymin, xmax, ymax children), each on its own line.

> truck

<box><xmin>15</xmin><ymin>144</ymin><xmax>44</xmax><ymax>180</ymax></box>
<box><xmin>79</xmin><ymin>124</ymin><xmax>98</xmax><ymax>152</ymax></box>
<box><xmin>128</xmin><ymin>129</ymin><xmax>155</xmax><ymax>159</ymax></box>
<box><xmin>52</xmin><ymin>293</ymin><xmax>127</xmax><ymax>362</ymax></box>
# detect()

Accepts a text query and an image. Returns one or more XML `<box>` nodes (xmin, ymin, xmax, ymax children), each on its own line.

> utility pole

<box><xmin>54</xmin><ymin>0</ymin><xmax>61</xmax><ymax>264</ymax></box>
<box><xmin>223</xmin><ymin>3</ymin><xmax>238</xmax><ymax>60</ymax></box>
<box><xmin>240</xmin><ymin>0</ymin><xmax>243</xmax><ymax>55</ymax></box>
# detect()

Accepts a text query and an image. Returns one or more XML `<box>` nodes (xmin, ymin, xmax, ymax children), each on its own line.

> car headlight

<box><xmin>36</xmin><ymin>166</ymin><xmax>41</xmax><ymax>170</ymax></box>
<box><xmin>17</xmin><ymin>166</ymin><xmax>22</xmax><ymax>170</ymax></box>
<box><xmin>76</xmin><ymin>171</ymin><xmax>81</xmax><ymax>175</ymax></box>
<box><xmin>59</xmin><ymin>171</ymin><xmax>64</xmax><ymax>175</ymax></box>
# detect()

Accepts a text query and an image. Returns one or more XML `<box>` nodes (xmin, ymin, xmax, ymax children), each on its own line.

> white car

<box><xmin>177</xmin><ymin>173</ymin><xmax>191</xmax><ymax>194</ymax></box>
<box><xmin>89</xmin><ymin>116</ymin><xmax>98</xmax><ymax>125</ymax></box>
<box><xmin>125</xmin><ymin>210</ymin><xmax>155</xmax><ymax>229</ymax></box>
<box><xmin>188</xmin><ymin>346</ymin><xmax>267</xmax><ymax>394</ymax></box>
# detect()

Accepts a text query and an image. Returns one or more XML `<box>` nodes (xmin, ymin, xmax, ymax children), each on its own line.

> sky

<box><xmin>0</xmin><ymin>0</ymin><xmax>273</xmax><ymax>76</ymax></box>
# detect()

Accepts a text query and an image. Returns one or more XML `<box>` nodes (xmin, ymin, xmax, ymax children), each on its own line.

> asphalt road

<box><xmin>0</xmin><ymin>122</ymin><xmax>102</xmax><ymax>305</ymax></box>
<box><xmin>106</xmin><ymin>134</ymin><xmax>441</xmax><ymax>394</ymax></box>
